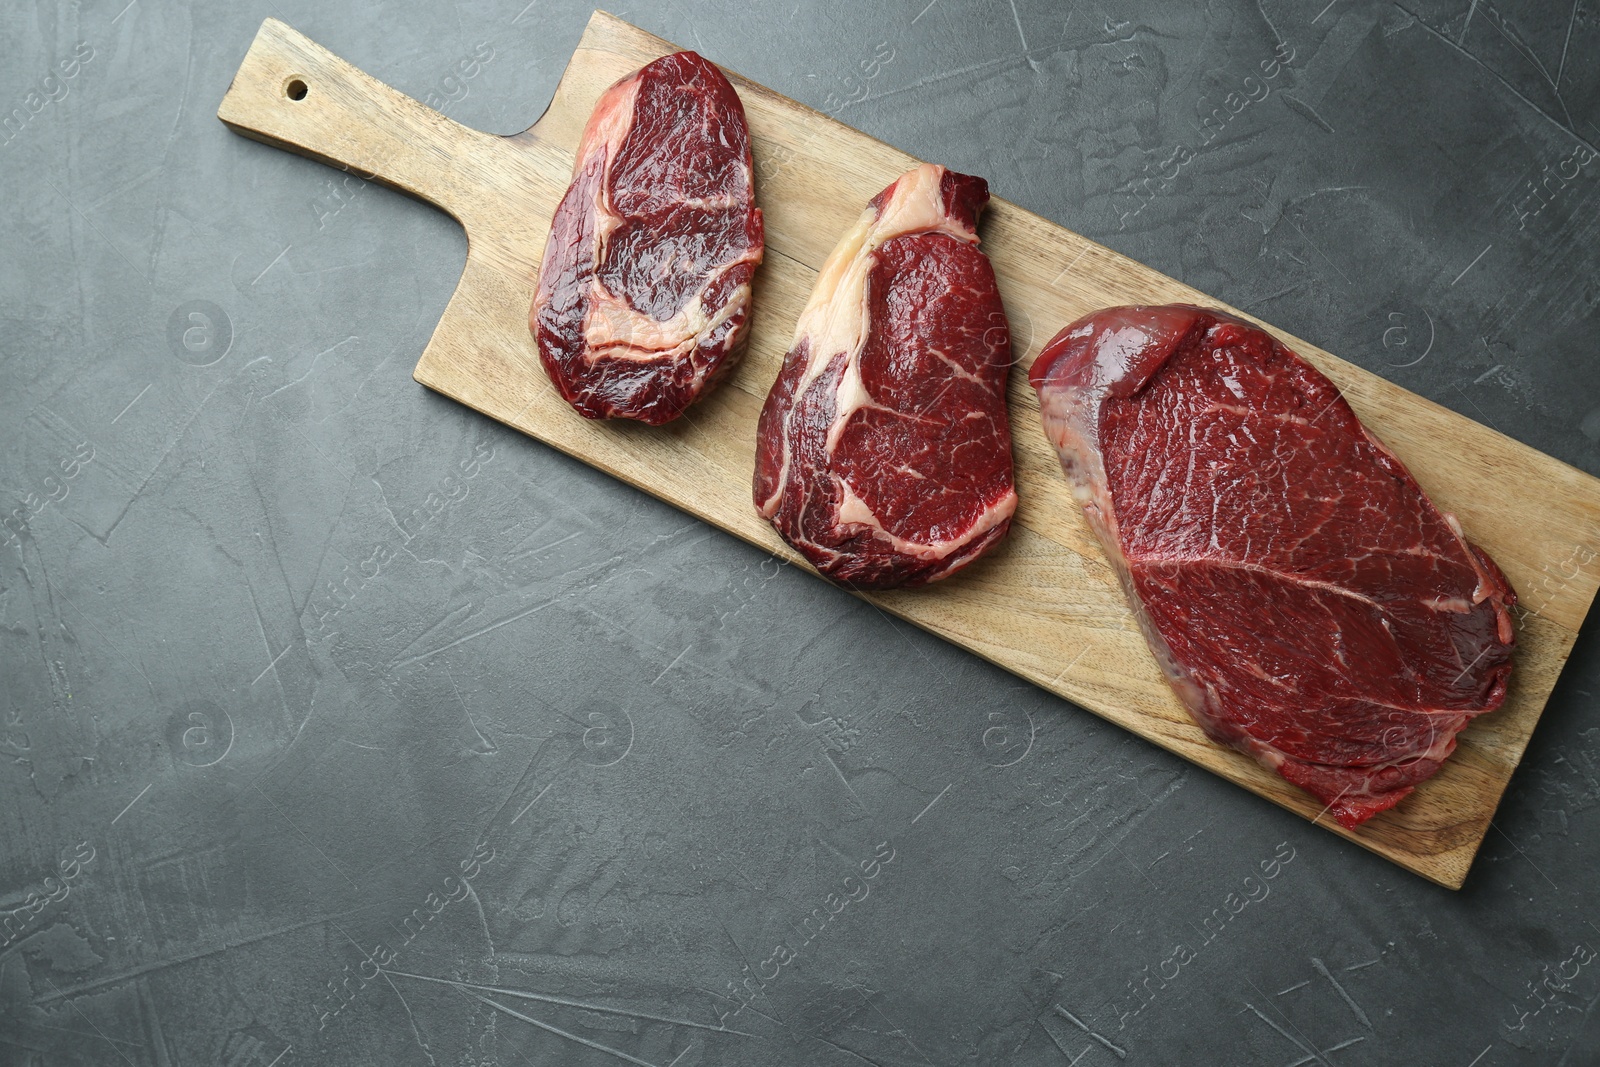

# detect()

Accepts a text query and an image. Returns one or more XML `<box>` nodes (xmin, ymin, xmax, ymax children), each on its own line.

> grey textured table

<box><xmin>3</xmin><ymin>1</ymin><xmax>1598</xmax><ymax>1064</ymax></box>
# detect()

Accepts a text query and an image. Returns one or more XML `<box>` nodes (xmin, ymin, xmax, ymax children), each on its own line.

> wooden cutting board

<box><xmin>218</xmin><ymin>11</ymin><xmax>1600</xmax><ymax>889</ymax></box>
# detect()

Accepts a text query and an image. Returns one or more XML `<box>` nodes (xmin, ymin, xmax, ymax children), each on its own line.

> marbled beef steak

<box><xmin>531</xmin><ymin>51</ymin><xmax>763</xmax><ymax>424</ymax></box>
<box><xmin>754</xmin><ymin>164</ymin><xmax>1016</xmax><ymax>590</ymax></box>
<box><xmin>1031</xmin><ymin>304</ymin><xmax>1517</xmax><ymax>827</ymax></box>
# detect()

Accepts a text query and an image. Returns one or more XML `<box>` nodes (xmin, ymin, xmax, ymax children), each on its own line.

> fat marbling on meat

<box><xmin>531</xmin><ymin>51</ymin><xmax>764</xmax><ymax>425</ymax></box>
<box><xmin>754</xmin><ymin>163</ymin><xmax>1016</xmax><ymax>590</ymax></box>
<box><xmin>1030</xmin><ymin>304</ymin><xmax>1516</xmax><ymax>827</ymax></box>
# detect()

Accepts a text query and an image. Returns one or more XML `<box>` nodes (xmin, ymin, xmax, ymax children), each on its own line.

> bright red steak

<box><xmin>754</xmin><ymin>164</ymin><xmax>1016</xmax><ymax>590</ymax></box>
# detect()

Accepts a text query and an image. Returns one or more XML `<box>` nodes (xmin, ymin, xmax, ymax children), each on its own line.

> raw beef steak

<box><xmin>531</xmin><ymin>51</ymin><xmax>764</xmax><ymax>425</ymax></box>
<box><xmin>753</xmin><ymin>164</ymin><xmax>1016</xmax><ymax>589</ymax></box>
<box><xmin>1030</xmin><ymin>305</ymin><xmax>1516</xmax><ymax>827</ymax></box>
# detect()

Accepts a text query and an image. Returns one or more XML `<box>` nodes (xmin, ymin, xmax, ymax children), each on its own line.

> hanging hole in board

<box><xmin>285</xmin><ymin>78</ymin><xmax>308</xmax><ymax>101</ymax></box>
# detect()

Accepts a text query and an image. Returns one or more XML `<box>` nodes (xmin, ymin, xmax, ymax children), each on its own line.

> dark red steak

<box><xmin>1030</xmin><ymin>305</ymin><xmax>1516</xmax><ymax>827</ymax></box>
<box><xmin>531</xmin><ymin>51</ymin><xmax>763</xmax><ymax>425</ymax></box>
<box><xmin>753</xmin><ymin>164</ymin><xmax>1016</xmax><ymax>590</ymax></box>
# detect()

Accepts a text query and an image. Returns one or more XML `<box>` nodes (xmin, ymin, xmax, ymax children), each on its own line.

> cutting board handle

<box><xmin>218</xmin><ymin>19</ymin><xmax>502</xmax><ymax>227</ymax></box>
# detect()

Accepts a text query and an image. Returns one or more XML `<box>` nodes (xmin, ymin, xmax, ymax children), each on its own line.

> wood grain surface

<box><xmin>218</xmin><ymin>11</ymin><xmax>1600</xmax><ymax>888</ymax></box>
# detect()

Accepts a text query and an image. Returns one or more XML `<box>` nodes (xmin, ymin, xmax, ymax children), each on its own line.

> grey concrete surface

<box><xmin>2</xmin><ymin>0</ymin><xmax>1598</xmax><ymax>1064</ymax></box>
